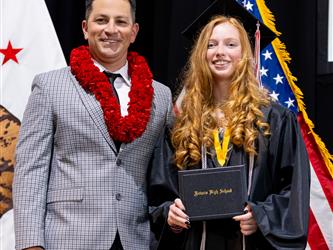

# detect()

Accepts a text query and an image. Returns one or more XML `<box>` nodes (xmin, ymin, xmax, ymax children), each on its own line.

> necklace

<box><xmin>70</xmin><ymin>46</ymin><xmax>154</xmax><ymax>143</ymax></box>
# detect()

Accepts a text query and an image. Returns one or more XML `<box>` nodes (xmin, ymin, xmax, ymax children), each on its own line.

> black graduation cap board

<box><xmin>182</xmin><ymin>0</ymin><xmax>277</xmax><ymax>49</ymax></box>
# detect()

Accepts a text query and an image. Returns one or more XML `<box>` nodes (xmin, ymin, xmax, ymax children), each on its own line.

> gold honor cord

<box><xmin>213</xmin><ymin>128</ymin><xmax>230</xmax><ymax>166</ymax></box>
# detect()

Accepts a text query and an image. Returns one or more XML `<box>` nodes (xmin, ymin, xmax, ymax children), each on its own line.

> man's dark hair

<box><xmin>85</xmin><ymin>0</ymin><xmax>136</xmax><ymax>22</ymax></box>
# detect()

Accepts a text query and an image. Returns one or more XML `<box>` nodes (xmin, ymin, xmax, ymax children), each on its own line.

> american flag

<box><xmin>238</xmin><ymin>0</ymin><xmax>333</xmax><ymax>249</ymax></box>
<box><xmin>259</xmin><ymin>43</ymin><xmax>298</xmax><ymax>113</ymax></box>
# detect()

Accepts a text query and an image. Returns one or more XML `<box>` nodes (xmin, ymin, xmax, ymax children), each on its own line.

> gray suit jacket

<box><xmin>13</xmin><ymin>66</ymin><xmax>173</xmax><ymax>250</ymax></box>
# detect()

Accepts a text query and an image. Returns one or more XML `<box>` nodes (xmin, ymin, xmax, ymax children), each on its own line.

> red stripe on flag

<box><xmin>297</xmin><ymin>113</ymin><xmax>333</xmax><ymax>211</ymax></box>
<box><xmin>173</xmin><ymin>104</ymin><xmax>180</xmax><ymax>117</ymax></box>
<box><xmin>307</xmin><ymin>209</ymin><xmax>329</xmax><ymax>250</ymax></box>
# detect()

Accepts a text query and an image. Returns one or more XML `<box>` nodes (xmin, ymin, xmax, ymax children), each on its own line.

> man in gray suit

<box><xmin>13</xmin><ymin>0</ymin><xmax>172</xmax><ymax>249</ymax></box>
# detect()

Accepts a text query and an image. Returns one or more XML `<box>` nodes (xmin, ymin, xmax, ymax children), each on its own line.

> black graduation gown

<box><xmin>148</xmin><ymin>102</ymin><xmax>310</xmax><ymax>250</ymax></box>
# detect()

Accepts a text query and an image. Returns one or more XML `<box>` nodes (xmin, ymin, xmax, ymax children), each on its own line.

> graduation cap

<box><xmin>182</xmin><ymin>0</ymin><xmax>277</xmax><ymax>49</ymax></box>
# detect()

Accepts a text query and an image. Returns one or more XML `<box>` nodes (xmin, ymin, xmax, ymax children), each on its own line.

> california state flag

<box><xmin>0</xmin><ymin>0</ymin><xmax>66</xmax><ymax>249</ymax></box>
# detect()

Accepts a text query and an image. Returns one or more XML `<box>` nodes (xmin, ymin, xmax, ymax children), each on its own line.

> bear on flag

<box><xmin>0</xmin><ymin>0</ymin><xmax>66</xmax><ymax>249</ymax></box>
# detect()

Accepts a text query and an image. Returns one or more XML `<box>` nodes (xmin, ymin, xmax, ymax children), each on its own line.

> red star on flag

<box><xmin>0</xmin><ymin>41</ymin><xmax>23</xmax><ymax>65</ymax></box>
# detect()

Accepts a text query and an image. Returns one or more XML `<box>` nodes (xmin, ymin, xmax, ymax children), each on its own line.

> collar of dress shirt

<box><xmin>92</xmin><ymin>59</ymin><xmax>131</xmax><ymax>86</ymax></box>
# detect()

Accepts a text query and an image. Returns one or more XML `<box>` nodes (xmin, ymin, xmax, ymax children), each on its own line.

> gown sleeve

<box><xmin>248</xmin><ymin>105</ymin><xmax>311</xmax><ymax>249</ymax></box>
<box><xmin>147</xmin><ymin>126</ymin><xmax>185</xmax><ymax>249</ymax></box>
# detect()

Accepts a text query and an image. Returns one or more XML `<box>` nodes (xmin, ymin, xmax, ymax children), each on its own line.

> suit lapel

<box><xmin>69</xmin><ymin>72</ymin><xmax>118</xmax><ymax>153</ymax></box>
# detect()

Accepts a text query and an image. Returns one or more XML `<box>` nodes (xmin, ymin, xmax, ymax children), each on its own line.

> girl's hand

<box><xmin>233</xmin><ymin>205</ymin><xmax>258</xmax><ymax>236</ymax></box>
<box><xmin>167</xmin><ymin>198</ymin><xmax>190</xmax><ymax>232</ymax></box>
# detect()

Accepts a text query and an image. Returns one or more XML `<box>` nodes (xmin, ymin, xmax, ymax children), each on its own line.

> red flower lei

<box><xmin>70</xmin><ymin>46</ymin><xmax>154</xmax><ymax>143</ymax></box>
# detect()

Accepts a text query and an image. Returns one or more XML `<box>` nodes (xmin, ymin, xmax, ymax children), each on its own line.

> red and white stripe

<box><xmin>298</xmin><ymin>114</ymin><xmax>333</xmax><ymax>250</ymax></box>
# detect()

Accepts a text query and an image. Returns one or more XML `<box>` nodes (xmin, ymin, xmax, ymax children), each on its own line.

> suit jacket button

<box><xmin>116</xmin><ymin>193</ymin><xmax>121</xmax><ymax>201</ymax></box>
<box><xmin>116</xmin><ymin>159</ymin><xmax>122</xmax><ymax>166</ymax></box>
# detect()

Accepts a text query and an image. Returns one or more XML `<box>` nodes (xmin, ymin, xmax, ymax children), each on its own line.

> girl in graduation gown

<box><xmin>148</xmin><ymin>15</ymin><xmax>310</xmax><ymax>250</ymax></box>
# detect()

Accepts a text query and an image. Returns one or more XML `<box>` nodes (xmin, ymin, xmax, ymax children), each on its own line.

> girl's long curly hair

<box><xmin>172</xmin><ymin>15</ymin><xmax>270</xmax><ymax>169</ymax></box>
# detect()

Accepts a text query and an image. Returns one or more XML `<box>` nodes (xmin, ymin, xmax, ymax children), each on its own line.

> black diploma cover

<box><xmin>178</xmin><ymin>165</ymin><xmax>247</xmax><ymax>221</ymax></box>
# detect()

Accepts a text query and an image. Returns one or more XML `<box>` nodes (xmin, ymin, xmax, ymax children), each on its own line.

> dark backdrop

<box><xmin>45</xmin><ymin>0</ymin><xmax>333</xmax><ymax>152</ymax></box>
